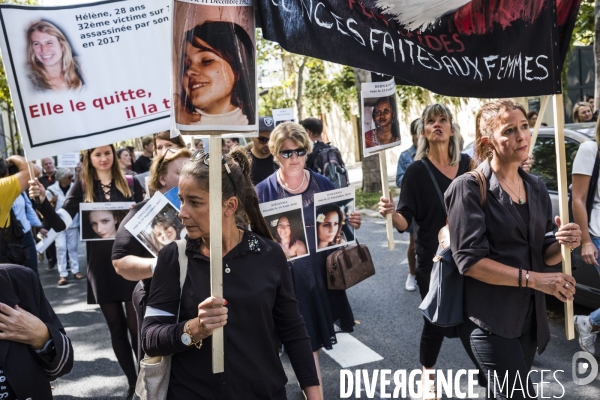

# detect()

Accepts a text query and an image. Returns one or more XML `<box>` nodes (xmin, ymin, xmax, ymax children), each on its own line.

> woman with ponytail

<box><xmin>141</xmin><ymin>148</ymin><xmax>322</xmax><ymax>399</ymax></box>
<box><xmin>30</xmin><ymin>144</ymin><xmax>144</xmax><ymax>399</ymax></box>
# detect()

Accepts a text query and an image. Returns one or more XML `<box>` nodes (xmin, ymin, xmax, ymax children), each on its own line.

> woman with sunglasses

<box><xmin>141</xmin><ymin>148</ymin><xmax>321</xmax><ymax>399</ymax></box>
<box><xmin>255</xmin><ymin>122</ymin><xmax>361</xmax><ymax>397</ymax></box>
<box><xmin>29</xmin><ymin>144</ymin><xmax>144</xmax><ymax>399</ymax></box>
<box><xmin>112</xmin><ymin>147</ymin><xmax>190</xmax><ymax>363</ymax></box>
<box><xmin>365</xmin><ymin>96</ymin><xmax>400</xmax><ymax>148</ymax></box>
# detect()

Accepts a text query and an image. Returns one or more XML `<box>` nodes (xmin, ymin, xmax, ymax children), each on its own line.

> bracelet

<box><xmin>185</xmin><ymin>320</ymin><xmax>203</xmax><ymax>349</ymax></box>
<box><xmin>525</xmin><ymin>271</ymin><xmax>530</xmax><ymax>288</ymax></box>
<box><xmin>518</xmin><ymin>266</ymin><xmax>523</xmax><ymax>289</ymax></box>
<box><xmin>583</xmin><ymin>242</ymin><xmax>594</xmax><ymax>247</ymax></box>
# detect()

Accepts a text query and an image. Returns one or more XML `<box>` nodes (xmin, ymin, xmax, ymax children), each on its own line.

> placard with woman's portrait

<box><xmin>125</xmin><ymin>192</ymin><xmax>184</xmax><ymax>257</ymax></box>
<box><xmin>361</xmin><ymin>78</ymin><xmax>401</xmax><ymax>157</ymax></box>
<box><xmin>259</xmin><ymin>196</ymin><xmax>310</xmax><ymax>261</ymax></box>
<box><xmin>313</xmin><ymin>187</ymin><xmax>356</xmax><ymax>252</ymax></box>
<box><xmin>79</xmin><ymin>202</ymin><xmax>133</xmax><ymax>241</ymax></box>
<box><xmin>173</xmin><ymin>0</ymin><xmax>257</xmax><ymax>132</ymax></box>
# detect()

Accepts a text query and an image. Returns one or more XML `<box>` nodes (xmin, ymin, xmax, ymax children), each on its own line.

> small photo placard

<box><xmin>314</xmin><ymin>187</ymin><xmax>356</xmax><ymax>252</ymax></box>
<box><xmin>259</xmin><ymin>195</ymin><xmax>309</xmax><ymax>261</ymax></box>
<box><xmin>361</xmin><ymin>78</ymin><xmax>401</xmax><ymax>156</ymax></box>
<box><xmin>79</xmin><ymin>202</ymin><xmax>133</xmax><ymax>241</ymax></box>
<box><xmin>124</xmin><ymin>192</ymin><xmax>184</xmax><ymax>257</ymax></box>
<box><xmin>272</xmin><ymin>108</ymin><xmax>295</xmax><ymax>126</ymax></box>
<box><xmin>57</xmin><ymin>152</ymin><xmax>79</xmax><ymax>168</ymax></box>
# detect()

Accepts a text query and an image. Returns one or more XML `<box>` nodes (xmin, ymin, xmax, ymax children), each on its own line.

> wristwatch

<box><xmin>181</xmin><ymin>320</ymin><xmax>194</xmax><ymax>346</ymax></box>
<box><xmin>35</xmin><ymin>338</ymin><xmax>55</xmax><ymax>356</ymax></box>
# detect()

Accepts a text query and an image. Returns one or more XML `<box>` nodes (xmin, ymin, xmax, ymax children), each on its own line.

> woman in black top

<box><xmin>30</xmin><ymin>144</ymin><xmax>144</xmax><ymax>399</ymax></box>
<box><xmin>378</xmin><ymin>104</ymin><xmax>471</xmax><ymax>397</ymax></box>
<box><xmin>141</xmin><ymin>150</ymin><xmax>321</xmax><ymax>399</ymax></box>
<box><xmin>446</xmin><ymin>99</ymin><xmax>580</xmax><ymax>398</ymax></box>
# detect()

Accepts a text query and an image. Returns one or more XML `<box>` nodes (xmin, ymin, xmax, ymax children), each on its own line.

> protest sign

<box><xmin>272</xmin><ymin>108</ymin><xmax>294</xmax><ymax>125</ymax></box>
<box><xmin>173</xmin><ymin>0</ymin><xmax>257</xmax><ymax>133</ymax></box>
<box><xmin>259</xmin><ymin>195</ymin><xmax>310</xmax><ymax>261</ymax></box>
<box><xmin>0</xmin><ymin>0</ymin><xmax>171</xmax><ymax>160</ymax></box>
<box><xmin>314</xmin><ymin>186</ymin><xmax>355</xmax><ymax>252</ymax></box>
<box><xmin>57</xmin><ymin>152</ymin><xmax>79</xmax><ymax>168</ymax></box>
<box><xmin>125</xmin><ymin>192</ymin><xmax>183</xmax><ymax>257</ymax></box>
<box><xmin>256</xmin><ymin>0</ymin><xmax>581</xmax><ymax>98</ymax></box>
<box><xmin>79</xmin><ymin>202</ymin><xmax>132</xmax><ymax>241</ymax></box>
<box><xmin>361</xmin><ymin>79</ymin><xmax>401</xmax><ymax>157</ymax></box>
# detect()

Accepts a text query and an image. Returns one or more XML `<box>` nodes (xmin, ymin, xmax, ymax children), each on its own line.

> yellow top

<box><xmin>0</xmin><ymin>175</ymin><xmax>22</xmax><ymax>228</ymax></box>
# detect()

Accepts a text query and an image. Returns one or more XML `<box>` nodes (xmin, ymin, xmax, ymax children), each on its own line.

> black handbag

<box><xmin>418</xmin><ymin>162</ymin><xmax>486</xmax><ymax>327</ymax></box>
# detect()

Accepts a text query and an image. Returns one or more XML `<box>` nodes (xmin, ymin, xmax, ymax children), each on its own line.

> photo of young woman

<box><xmin>81</xmin><ymin>208</ymin><xmax>128</xmax><ymax>241</ymax></box>
<box><xmin>268</xmin><ymin>211</ymin><xmax>309</xmax><ymax>260</ymax></box>
<box><xmin>315</xmin><ymin>199</ymin><xmax>355</xmax><ymax>252</ymax></box>
<box><xmin>150</xmin><ymin>213</ymin><xmax>185</xmax><ymax>251</ymax></box>
<box><xmin>26</xmin><ymin>20</ymin><xmax>83</xmax><ymax>92</ymax></box>
<box><xmin>364</xmin><ymin>96</ymin><xmax>400</xmax><ymax>149</ymax></box>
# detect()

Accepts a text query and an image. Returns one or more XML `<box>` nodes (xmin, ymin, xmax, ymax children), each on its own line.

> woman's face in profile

<box><xmin>277</xmin><ymin>216</ymin><xmax>291</xmax><ymax>241</ymax></box>
<box><xmin>153</xmin><ymin>224</ymin><xmax>177</xmax><ymax>245</ymax></box>
<box><xmin>318</xmin><ymin>211</ymin><xmax>339</xmax><ymax>245</ymax></box>
<box><xmin>119</xmin><ymin>151</ymin><xmax>131</xmax><ymax>168</ymax></box>
<box><xmin>182</xmin><ymin>40</ymin><xmax>235</xmax><ymax>114</ymax></box>
<box><xmin>578</xmin><ymin>105</ymin><xmax>593</xmax><ymax>122</ymax></box>
<box><xmin>89</xmin><ymin>210</ymin><xmax>117</xmax><ymax>238</ymax></box>
<box><xmin>30</xmin><ymin>31</ymin><xmax>63</xmax><ymax>69</ymax></box>
<box><xmin>373</xmin><ymin>101</ymin><xmax>392</xmax><ymax>128</ymax></box>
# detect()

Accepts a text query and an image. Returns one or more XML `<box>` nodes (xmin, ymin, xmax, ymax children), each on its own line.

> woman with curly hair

<box><xmin>26</xmin><ymin>20</ymin><xmax>83</xmax><ymax>92</ymax></box>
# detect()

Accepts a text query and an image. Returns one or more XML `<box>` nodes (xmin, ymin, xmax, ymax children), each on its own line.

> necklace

<box><xmin>278</xmin><ymin>169</ymin><xmax>306</xmax><ymax>192</ymax></box>
<box><xmin>224</xmin><ymin>230</ymin><xmax>243</xmax><ymax>274</ymax></box>
<box><xmin>495</xmin><ymin>173</ymin><xmax>525</xmax><ymax>204</ymax></box>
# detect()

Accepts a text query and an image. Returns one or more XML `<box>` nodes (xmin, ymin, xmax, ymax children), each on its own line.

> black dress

<box><xmin>42</xmin><ymin>179</ymin><xmax>144</xmax><ymax>304</ymax></box>
<box><xmin>142</xmin><ymin>232</ymin><xmax>319</xmax><ymax>400</ymax></box>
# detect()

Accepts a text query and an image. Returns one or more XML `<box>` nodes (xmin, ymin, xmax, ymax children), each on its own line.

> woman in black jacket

<box><xmin>0</xmin><ymin>264</ymin><xmax>73</xmax><ymax>400</ymax></box>
<box><xmin>446</xmin><ymin>99</ymin><xmax>581</xmax><ymax>398</ymax></box>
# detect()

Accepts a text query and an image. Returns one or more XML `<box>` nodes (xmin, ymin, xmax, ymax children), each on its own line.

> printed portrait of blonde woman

<box><xmin>26</xmin><ymin>20</ymin><xmax>83</xmax><ymax>92</ymax></box>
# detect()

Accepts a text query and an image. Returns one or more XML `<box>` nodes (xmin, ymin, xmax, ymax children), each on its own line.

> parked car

<box><xmin>464</xmin><ymin>122</ymin><xmax>599</xmax><ymax>308</ymax></box>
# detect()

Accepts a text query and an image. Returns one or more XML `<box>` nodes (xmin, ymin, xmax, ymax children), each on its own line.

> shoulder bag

<box><xmin>134</xmin><ymin>240</ymin><xmax>188</xmax><ymax>400</ymax></box>
<box><xmin>418</xmin><ymin>161</ymin><xmax>486</xmax><ymax>327</ymax></box>
<box><xmin>326</xmin><ymin>239</ymin><xmax>375</xmax><ymax>290</ymax></box>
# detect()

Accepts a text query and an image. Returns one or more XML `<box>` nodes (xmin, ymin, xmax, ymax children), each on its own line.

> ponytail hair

<box><xmin>179</xmin><ymin>148</ymin><xmax>273</xmax><ymax>240</ymax></box>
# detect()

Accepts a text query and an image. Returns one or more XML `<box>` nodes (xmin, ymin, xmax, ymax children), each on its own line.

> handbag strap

<box><xmin>422</xmin><ymin>159</ymin><xmax>446</xmax><ymax>217</ymax></box>
<box><xmin>175</xmin><ymin>239</ymin><xmax>189</xmax><ymax>322</ymax></box>
<box><xmin>466</xmin><ymin>169</ymin><xmax>487</xmax><ymax>208</ymax></box>
<box><xmin>340</xmin><ymin>239</ymin><xmax>368</xmax><ymax>268</ymax></box>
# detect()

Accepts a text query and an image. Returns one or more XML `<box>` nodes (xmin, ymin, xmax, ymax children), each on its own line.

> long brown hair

<box><xmin>179</xmin><ymin>148</ymin><xmax>272</xmax><ymax>239</ymax></box>
<box><xmin>26</xmin><ymin>21</ymin><xmax>82</xmax><ymax>90</ymax></box>
<box><xmin>82</xmin><ymin>144</ymin><xmax>132</xmax><ymax>202</ymax></box>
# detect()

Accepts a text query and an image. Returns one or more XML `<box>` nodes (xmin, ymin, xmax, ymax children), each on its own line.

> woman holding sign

<box><xmin>255</xmin><ymin>122</ymin><xmax>361</xmax><ymax>395</ymax></box>
<box><xmin>142</xmin><ymin>149</ymin><xmax>321</xmax><ymax>399</ymax></box>
<box><xmin>30</xmin><ymin>144</ymin><xmax>144</xmax><ymax>399</ymax></box>
<box><xmin>26</xmin><ymin>20</ymin><xmax>83</xmax><ymax>92</ymax></box>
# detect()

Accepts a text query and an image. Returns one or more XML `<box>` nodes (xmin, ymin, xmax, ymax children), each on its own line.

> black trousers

<box><xmin>459</xmin><ymin>297</ymin><xmax>538</xmax><ymax>399</ymax></box>
<box><xmin>415</xmin><ymin>266</ymin><xmax>446</xmax><ymax>368</ymax></box>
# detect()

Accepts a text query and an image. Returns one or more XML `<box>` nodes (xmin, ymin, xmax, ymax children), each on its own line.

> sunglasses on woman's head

<box><xmin>279</xmin><ymin>148</ymin><xmax>307</xmax><ymax>159</ymax></box>
<box><xmin>189</xmin><ymin>150</ymin><xmax>236</xmax><ymax>196</ymax></box>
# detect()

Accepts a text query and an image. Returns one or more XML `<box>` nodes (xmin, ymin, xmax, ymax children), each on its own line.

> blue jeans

<box><xmin>589</xmin><ymin>236</ymin><xmax>600</xmax><ymax>326</ymax></box>
<box><xmin>21</xmin><ymin>231</ymin><xmax>39</xmax><ymax>275</ymax></box>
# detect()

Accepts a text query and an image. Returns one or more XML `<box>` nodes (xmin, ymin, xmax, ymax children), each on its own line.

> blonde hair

<box><xmin>415</xmin><ymin>104</ymin><xmax>461</xmax><ymax>166</ymax></box>
<box><xmin>268</xmin><ymin>122</ymin><xmax>313</xmax><ymax>159</ymax></box>
<box><xmin>82</xmin><ymin>145</ymin><xmax>131</xmax><ymax>203</ymax></box>
<box><xmin>475</xmin><ymin>99</ymin><xmax>527</xmax><ymax>161</ymax></box>
<box><xmin>572</xmin><ymin>101</ymin><xmax>593</xmax><ymax>123</ymax></box>
<box><xmin>148</xmin><ymin>148</ymin><xmax>191</xmax><ymax>194</ymax></box>
<box><xmin>26</xmin><ymin>21</ymin><xmax>82</xmax><ymax>91</ymax></box>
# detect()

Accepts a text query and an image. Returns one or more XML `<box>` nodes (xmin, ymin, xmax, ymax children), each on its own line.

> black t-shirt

<box><xmin>134</xmin><ymin>155</ymin><xmax>153</xmax><ymax>174</ymax></box>
<box><xmin>249</xmin><ymin>151</ymin><xmax>277</xmax><ymax>186</ymax></box>
<box><xmin>396</xmin><ymin>154</ymin><xmax>472</xmax><ymax>271</ymax></box>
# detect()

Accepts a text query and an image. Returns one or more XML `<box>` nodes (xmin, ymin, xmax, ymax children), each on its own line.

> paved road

<box><xmin>40</xmin><ymin>210</ymin><xmax>600</xmax><ymax>399</ymax></box>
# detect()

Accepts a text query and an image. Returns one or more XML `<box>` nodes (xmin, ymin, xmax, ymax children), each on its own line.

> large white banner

<box><xmin>0</xmin><ymin>0</ymin><xmax>171</xmax><ymax>160</ymax></box>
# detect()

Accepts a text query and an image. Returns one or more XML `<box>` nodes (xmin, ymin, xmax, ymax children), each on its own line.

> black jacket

<box><xmin>445</xmin><ymin>160</ymin><xmax>557</xmax><ymax>353</ymax></box>
<box><xmin>0</xmin><ymin>264</ymin><xmax>73</xmax><ymax>399</ymax></box>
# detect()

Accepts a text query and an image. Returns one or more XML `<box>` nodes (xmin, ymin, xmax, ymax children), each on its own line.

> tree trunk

<box><xmin>595</xmin><ymin>0</ymin><xmax>600</xmax><ymax>111</ymax></box>
<box><xmin>296</xmin><ymin>57</ymin><xmax>308</xmax><ymax>121</ymax></box>
<box><xmin>353</xmin><ymin>68</ymin><xmax>382</xmax><ymax>193</ymax></box>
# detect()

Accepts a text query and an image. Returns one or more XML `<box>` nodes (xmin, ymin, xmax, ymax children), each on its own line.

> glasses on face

<box><xmin>257</xmin><ymin>137</ymin><xmax>270</xmax><ymax>144</ymax></box>
<box><xmin>190</xmin><ymin>150</ymin><xmax>237</xmax><ymax>196</ymax></box>
<box><xmin>373</xmin><ymin>108</ymin><xmax>392</xmax><ymax>117</ymax></box>
<box><xmin>279</xmin><ymin>148</ymin><xmax>307</xmax><ymax>159</ymax></box>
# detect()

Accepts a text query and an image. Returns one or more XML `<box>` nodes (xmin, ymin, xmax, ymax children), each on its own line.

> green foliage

<box><xmin>572</xmin><ymin>0</ymin><xmax>594</xmax><ymax>46</ymax></box>
<box><xmin>304</xmin><ymin>62</ymin><xmax>356</xmax><ymax>120</ymax></box>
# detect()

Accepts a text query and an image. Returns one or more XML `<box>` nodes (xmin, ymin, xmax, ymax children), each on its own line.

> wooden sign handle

<box><xmin>209</xmin><ymin>135</ymin><xmax>225</xmax><ymax>372</ymax></box>
<box><xmin>552</xmin><ymin>94</ymin><xmax>574</xmax><ymax>341</ymax></box>
<box><xmin>529</xmin><ymin>96</ymin><xmax>550</xmax><ymax>156</ymax></box>
<box><xmin>378</xmin><ymin>151</ymin><xmax>395</xmax><ymax>250</ymax></box>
